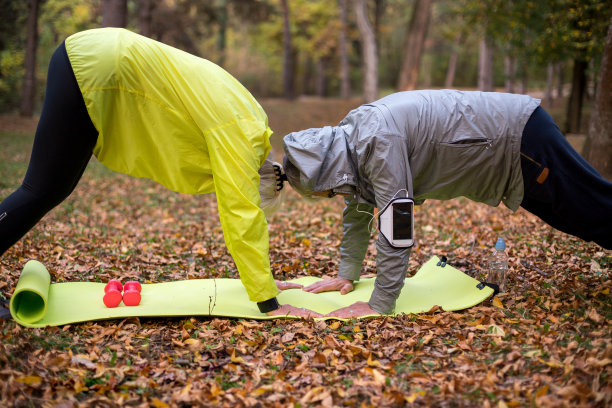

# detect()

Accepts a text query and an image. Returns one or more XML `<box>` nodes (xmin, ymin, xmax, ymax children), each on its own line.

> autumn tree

<box><xmin>338</xmin><ymin>0</ymin><xmax>350</xmax><ymax>98</ymax></box>
<box><xmin>138</xmin><ymin>0</ymin><xmax>154</xmax><ymax>37</ymax></box>
<box><xmin>280</xmin><ymin>0</ymin><xmax>294</xmax><ymax>99</ymax></box>
<box><xmin>397</xmin><ymin>0</ymin><xmax>432</xmax><ymax>91</ymax></box>
<box><xmin>477</xmin><ymin>36</ymin><xmax>493</xmax><ymax>92</ymax></box>
<box><xmin>582</xmin><ymin>17</ymin><xmax>612</xmax><ymax>179</ymax></box>
<box><xmin>20</xmin><ymin>0</ymin><xmax>43</xmax><ymax>117</ymax></box>
<box><xmin>101</xmin><ymin>0</ymin><xmax>127</xmax><ymax>28</ymax></box>
<box><xmin>354</xmin><ymin>0</ymin><xmax>378</xmax><ymax>101</ymax></box>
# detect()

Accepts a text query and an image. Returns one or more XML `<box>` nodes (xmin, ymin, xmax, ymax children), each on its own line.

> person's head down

<box><xmin>282</xmin><ymin>126</ymin><xmax>356</xmax><ymax>199</ymax></box>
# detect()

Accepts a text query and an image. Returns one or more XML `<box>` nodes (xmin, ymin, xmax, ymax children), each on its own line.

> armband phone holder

<box><xmin>378</xmin><ymin>197</ymin><xmax>415</xmax><ymax>248</ymax></box>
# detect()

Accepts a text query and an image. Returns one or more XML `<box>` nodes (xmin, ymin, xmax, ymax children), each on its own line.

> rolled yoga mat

<box><xmin>9</xmin><ymin>256</ymin><xmax>493</xmax><ymax>328</ymax></box>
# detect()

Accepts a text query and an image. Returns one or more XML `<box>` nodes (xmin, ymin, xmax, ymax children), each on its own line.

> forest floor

<box><xmin>0</xmin><ymin>97</ymin><xmax>609</xmax><ymax>407</ymax></box>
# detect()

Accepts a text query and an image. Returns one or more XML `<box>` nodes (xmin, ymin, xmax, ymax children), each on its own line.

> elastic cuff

<box><xmin>368</xmin><ymin>286</ymin><xmax>396</xmax><ymax>315</ymax></box>
<box><xmin>338</xmin><ymin>262</ymin><xmax>362</xmax><ymax>281</ymax></box>
<box><xmin>257</xmin><ymin>297</ymin><xmax>280</xmax><ymax>313</ymax></box>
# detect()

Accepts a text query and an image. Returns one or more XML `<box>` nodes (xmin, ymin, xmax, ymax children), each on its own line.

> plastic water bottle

<box><xmin>487</xmin><ymin>237</ymin><xmax>508</xmax><ymax>292</ymax></box>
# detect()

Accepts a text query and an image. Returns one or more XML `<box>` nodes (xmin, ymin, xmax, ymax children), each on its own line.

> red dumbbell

<box><xmin>123</xmin><ymin>280</ymin><xmax>142</xmax><ymax>306</ymax></box>
<box><xmin>103</xmin><ymin>279</ymin><xmax>123</xmax><ymax>308</ymax></box>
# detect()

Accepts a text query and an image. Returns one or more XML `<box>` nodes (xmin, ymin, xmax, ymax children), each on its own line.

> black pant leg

<box><xmin>520</xmin><ymin>107</ymin><xmax>612</xmax><ymax>249</ymax></box>
<box><xmin>0</xmin><ymin>41</ymin><xmax>98</xmax><ymax>256</ymax></box>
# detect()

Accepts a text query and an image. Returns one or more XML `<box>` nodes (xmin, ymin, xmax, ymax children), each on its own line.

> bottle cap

<box><xmin>495</xmin><ymin>237</ymin><xmax>506</xmax><ymax>251</ymax></box>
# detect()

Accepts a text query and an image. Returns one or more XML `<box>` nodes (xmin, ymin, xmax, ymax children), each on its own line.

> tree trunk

<box><xmin>555</xmin><ymin>63</ymin><xmax>564</xmax><ymax>98</ymax></box>
<box><xmin>138</xmin><ymin>0</ymin><xmax>154</xmax><ymax>37</ymax></box>
<box><xmin>444</xmin><ymin>32</ymin><xmax>461</xmax><ymax>89</ymax></box>
<box><xmin>280</xmin><ymin>0</ymin><xmax>294</xmax><ymax>99</ymax></box>
<box><xmin>102</xmin><ymin>0</ymin><xmax>127</xmax><ymax>28</ymax></box>
<box><xmin>582</xmin><ymin>17</ymin><xmax>612</xmax><ymax>179</ymax></box>
<box><xmin>397</xmin><ymin>0</ymin><xmax>432</xmax><ymax>91</ymax></box>
<box><xmin>20</xmin><ymin>0</ymin><xmax>41</xmax><ymax>118</ymax></box>
<box><xmin>565</xmin><ymin>59</ymin><xmax>587</xmax><ymax>134</ymax></box>
<box><xmin>518</xmin><ymin>59</ymin><xmax>528</xmax><ymax>94</ymax></box>
<box><xmin>544</xmin><ymin>62</ymin><xmax>554</xmax><ymax>108</ymax></box>
<box><xmin>477</xmin><ymin>37</ymin><xmax>493</xmax><ymax>92</ymax></box>
<box><xmin>338</xmin><ymin>0</ymin><xmax>350</xmax><ymax>99</ymax></box>
<box><xmin>354</xmin><ymin>0</ymin><xmax>378</xmax><ymax>102</ymax></box>
<box><xmin>504</xmin><ymin>55</ymin><xmax>516</xmax><ymax>93</ymax></box>
<box><xmin>374</xmin><ymin>0</ymin><xmax>385</xmax><ymax>54</ymax></box>
<box><xmin>315</xmin><ymin>58</ymin><xmax>327</xmax><ymax>97</ymax></box>
<box><xmin>216</xmin><ymin>0</ymin><xmax>228</xmax><ymax>67</ymax></box>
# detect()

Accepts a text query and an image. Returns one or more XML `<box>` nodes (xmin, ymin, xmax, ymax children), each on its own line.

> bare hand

<box><xmin>302</xmin><ymin>277</ymin><xmax>354</xmax><ymax>295</ymax></box>
<box><xmin>266</xmin><ymin>304</ymin><xmax>323</xmax><ymax>318</ymax></box>
<box><xmin>275</xmin><ymin>280</ymin><xmax>303</xmax><ymax>291</ymax></box>
<box><xmin>325</xmin><ymin>301</ymin><xmax>379</xmax><ymax>318</ymax></box>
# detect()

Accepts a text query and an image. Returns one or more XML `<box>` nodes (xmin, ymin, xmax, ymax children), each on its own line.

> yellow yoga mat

<box><xmin>9</xmin><ymin>256</ymin><xmax>493</xmax><ymax>328</ymax></box>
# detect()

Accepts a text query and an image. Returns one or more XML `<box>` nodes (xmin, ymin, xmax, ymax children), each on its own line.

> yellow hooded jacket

<box><xmin>65</xmin><ymin>28</ymin><xmax>278</xmax><ymax>303</ymax></box>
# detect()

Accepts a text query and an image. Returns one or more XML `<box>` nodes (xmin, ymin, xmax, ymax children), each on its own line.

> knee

<box><xmin>18</xmin><ymin>182</ymin><xmax>72</xmax><ymax>212</ymax></box>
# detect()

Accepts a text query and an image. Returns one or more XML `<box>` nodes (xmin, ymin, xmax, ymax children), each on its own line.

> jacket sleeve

<box><xmin>338</xmin><ymin>198</ymin><xmax>374</xmax><ymax>281</ymax></box>
<box><xmin>204</xmin><ymin>125</ymin><xmax>279</xmax><ymax>304</ymax></box>
<box><xmin>358</xmin><ymin>132</ymin><xmax>414</xmax><ymax>314</ymax></box>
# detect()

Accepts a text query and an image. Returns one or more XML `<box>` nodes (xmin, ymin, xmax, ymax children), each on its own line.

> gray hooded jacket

<box><xmin>283</xmin><ymin>90</ymin><xmax>540</xmax><ymax>314</ymax></box>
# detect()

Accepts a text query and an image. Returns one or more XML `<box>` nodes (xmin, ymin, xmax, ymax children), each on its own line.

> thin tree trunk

<box><xmin>544</xmin><ymin>63</ymin><xmax>554</xmax><ymax>108</ymax></box>
<box><xmin>20</xmin><ymin>0</ymin><xmax>40</xmax><ymax>118</ymax></box>
<box><xmin>478</xmin><ymin>36</ymin><xmax>493</xmax><ymax>92</ymax></box>
<box><xmin>315</xmin><ymin>58</ymin><xmax>327</xmax><ymax>97</ymax></box>
<box><xmin>338</xmin><ymin>0</ymin><xmax>350</xmax><ymax>99</ymax></box>
<box><xmin>354</xmin><ymin>0</ymin><xmax>378</xmax><ymax>102</ymax></box>
<box><xmin>280</xmin><ymin>0</ymin><xmax>294</xmax><ymax>99</ymax></box>
<box><xmin>102</xmin><ymin>0</ymin><xmax>127</xmax><ymax>28</ymax></box>
<box><xmin>582</xmin><ymin>17</ymin><xmax>612</xmax><ymax>179</ymax></box>
<box><xmin>565</xmin><ymin>59</ymin><xmax>587</xmax><ymax>134</ymax></box>
<box><xmin>374</xmin><ymin>0</ymin><xmax>385</xmax><ymax>54</ymax></box>
<box><xmin>138</xmin><ymin>0</ymin><xmax>154</xmax><ymax>37</ymax></box>
<box><xmin>555</xmin><ymin>63</ymin><xmax>564</xmax><ymax>98</ymax></box>
<box><xmin>504</xmin><ymin>55</ymin><xmax>516</xmax><ymax>93</ymax></box>
<box><xmin>516</xmin><ymin>58</ymin><xmax>528</xmax><ymax>94</ymax></box>
<box><xmin>397</xmin><ymin>0</ymin><xmax>432</xmax><ymax>91</ymax></box>
<box><xmin>444</xmin><ymin>32</ymin><xmax>461</xmax><ymax>89</ymax></box>
<box><xmin>216</xmin><ymin>0</ymin><xmax>228</xmax><ymax>67</ymax></box>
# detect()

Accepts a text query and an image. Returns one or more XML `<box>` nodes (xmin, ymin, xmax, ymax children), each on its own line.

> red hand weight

<box><xmin>103</xmin><ymin>279</ymin><xmax>123</xmax><ymax>308</ymax></box>
<box><xmin>123</xmin><ymin>280</ymin><xmax>142</xmax><ymax>306</ymax></box>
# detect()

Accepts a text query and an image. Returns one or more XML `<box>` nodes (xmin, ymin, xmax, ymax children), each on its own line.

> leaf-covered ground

<box><xmin>0</xmin><ymin>103</ymin><xmax>610</xmax><ymax>407</ymax></box>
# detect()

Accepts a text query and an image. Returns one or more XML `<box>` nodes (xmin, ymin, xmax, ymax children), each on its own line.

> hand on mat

<box><xmin>302</xmin><ymin>277</ymin><xmax>354</xmax><ymax>295</ymax></box>
<box><xmin>325</xmin><ymin>301</ymin><xmax>379</xmax><ymax>318</ymax></box>
<box><xmin>267</xmin><ymin>304</ymin><xmax>323</xmax><ymax>319</ymax></box>
<box><xmin>275</xmin><ymin>280</ymin><xmax>303</xmax><ymax>291</ymax></box>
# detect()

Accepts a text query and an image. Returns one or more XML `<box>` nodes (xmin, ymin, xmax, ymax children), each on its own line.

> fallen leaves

<box><xmin>1</xmin><ymin>132</ymin><xmax>611</xmax><ymax>406</ymax></box>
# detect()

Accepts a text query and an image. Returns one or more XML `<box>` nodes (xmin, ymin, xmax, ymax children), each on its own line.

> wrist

<box><xmin>257</xmin><ymin>297</ymin><xmax>280</xmax><ymax>313</ymax></box>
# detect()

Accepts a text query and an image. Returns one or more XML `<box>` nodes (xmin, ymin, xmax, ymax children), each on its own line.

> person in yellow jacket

<box><xmin>0</xmin><ymin>28</ymin><xmax>318</xmax><ymax>317</ymax></box>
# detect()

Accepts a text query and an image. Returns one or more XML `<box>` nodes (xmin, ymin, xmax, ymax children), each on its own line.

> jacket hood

<box><xmin>282</xmin><ymin>126</ymin><xmax>356</xmax><ymax>198</ymax></box>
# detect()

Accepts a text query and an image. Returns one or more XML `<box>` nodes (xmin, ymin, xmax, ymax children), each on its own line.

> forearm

<box><xmin>368</xmin><ymin>238</ymin><xmax>412</xmax><ymax>314</ymax></box>
<box><xmin>338</xmin><ymin>199</ymin><xmax>373</xmax><ymax>281</ymax></box>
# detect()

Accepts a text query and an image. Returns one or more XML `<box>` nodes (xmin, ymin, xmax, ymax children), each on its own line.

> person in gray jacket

<box><xmin>282</xmin><ymin>90</ymin><xmax>612</xmax><ymax>318</ymax></box>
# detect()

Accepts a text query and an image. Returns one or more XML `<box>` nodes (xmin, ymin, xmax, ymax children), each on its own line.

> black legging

<box><xmin>0</xmin><ymin>42</ymin><xmax>98</xmax><ymax>255</ymax></box>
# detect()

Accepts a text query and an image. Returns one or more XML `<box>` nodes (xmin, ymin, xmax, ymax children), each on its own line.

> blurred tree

<box><xmin>20</xmin><ymin>0</ymin><xmax>44</xmax><ymax>117</ymax></box>
<box><xmin>583</xmin><ymin>17</ymin><xmax>612</xmax><ymax>179</ymax></box>
<box><xmin>101</xmin><ymin>0</ymin><xmax>127</xmax><ymax>27</ymax></box>
<box><xmin>138</xmin><ymin>0</ymin><xmax>154</xmax><ymax>37</ymax></box>
<box><xmin>397</xmin><ymin>0</ymin><xmax>432</xmax><ymax>91</ymax></box>
<box><xmin>354</xmin><ymin>0</ymin><xmax>378</xmax><ymax>101</ymax></box>
<box><xmin>444</xmin><ymin>32</ymin><xmax>461</xmax><ymax>88</ymax></box>
<box><xmin>338</xmin><ymin>0</ymin><xmax>350</xmax><ymax>98</ymax></box>
<box><xmin>280</xmin><ymin>0</ymin><xmax>294</xmax><ymax>99</ymax></box>
<box><xmin>530</xmin><ymin>0</ymin><xmax>612</xmax><ymax>133</ymax></box>
<box><xmin>477</xmin><ymin>36</ymin><xmax>493</xmax><ymax>91</ymax></box>
<box><xmin>0</xmin><ymin>0</ymin><xmax>27</xmax><ymax>112</ymax></box>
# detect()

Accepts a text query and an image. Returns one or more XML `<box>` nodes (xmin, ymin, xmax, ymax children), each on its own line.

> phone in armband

<box><xmin>378</xmin><ymin>197</ymin><xmax>415</xmax><ymax>248</ymax></box>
